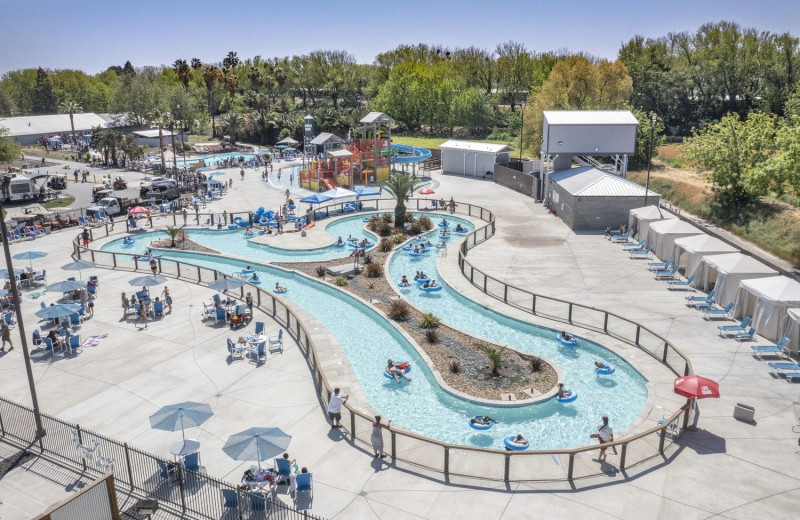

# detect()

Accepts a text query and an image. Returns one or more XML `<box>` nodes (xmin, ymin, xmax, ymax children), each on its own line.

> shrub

<box><xmin>362</xmin><ymin>254</ymin><xmax>373</xmax><ymax>265</ymax></box>
<box><xmin>530</xmin><ymin>356</ymin><xmax>542</xmax><ymax>372</ymax></box>
<box><xmin>314</xmin><ymin>266</ymin><xmax>327</xmax><ymax>278</ymax></box>
<box><xmin>418</xmin><ymin>312</ymin><xmax>440</xmax><ymax>329</ymax></box>
<box><xmin>382</xmin><ymin>212</ymin><xmax>393</xmax><ymax>224</ymax></box>
<box><xmin>367</xmin><ymin>216</ymin><xmax>380</xmax><ymax>232</ymax></box>
<box><xmin>425</xmin><ymin>329</ymin><xmax>439</xmax><ymax>344</ymax></box>
<box><xmin>449</xmin><ymin>358</ymin><xmax>460</xmax><ymax>374</ymax></box>
<box><xmin>418</xmin><ymin>216</ymin><xmax>434</xmax><ymax>231</ymax></box>
<box><xmin>391</xmin><ymin>233</ymin><xmax>406</xmax><ymax>244</ymax></box>
<box><xmin>379</xmin><ymin>238</ymin><xmax>394</xmax><ymax>252</ymax></box>
<box><xmin>364</xmin><ymin>262</ymin><xmax>383</xmax><ymax>278</ymax></box>
<box><xmin>478</xmin><ymin>344</ymin><xmax>505</xmax><ymax>375</ymax></box>
<box><xmin>408</xmin><ymin>222</ymin><xmax>423</xmax><ymax>236</ymax></box>
<box><xmin>333</xmin><ymin>276</ymin><xmax>348</xmax><ymax>287</ymax></box>
<box><xmin>388</xmin><ymin>299</ymin><xmax>410</xmax><ymax>321</ymax></box>
<box><xmin>378</xmin><ymin>222</ymin><xmax>393</xmax><ymax>236</ymax></box>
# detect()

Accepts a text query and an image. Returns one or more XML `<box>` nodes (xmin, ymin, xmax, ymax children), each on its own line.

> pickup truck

<box><xmin>86</xmin><ymin>197</ymin><xmax>144</xmax><ymax>217</ymax></box>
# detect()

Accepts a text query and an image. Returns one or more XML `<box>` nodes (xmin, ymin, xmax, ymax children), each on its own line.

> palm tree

<box><xmin>148</xmin><ymin>109</ymin><xmax>171</xmax><ymax>172</ymax></box>
<box><xmin>222</xmin><ymin>70</ymin><xmax>237</xmax><ymax>111</ymax></box>
<box><xmin>220</xmin><ymin>112</ymin><xmax>244</xmax><ymax>145</ymax></box>
<box><xmin>190</xmin><ymin>58</ymin><xmax>202</xmax><ymax>70</ymax></box>
<box><xmin>162</xmin><ymin>225</ymin><xmax>185</xmax><ymax>247</ymax></box>
<box><xmin>59</xmin><ymin>100</ymin><xmax>82</xmax><ymax>143</ymax></box>
<box><xmin>383</xmin><ymin>173</ymin><xmax>423</xmax><ymax>228</ymax></box>
<box><xmin>223</xmin><ymin>51</ymin><xmax>240</xmax><ymax>70</ymax></box>
<box><xmin>202</xmin><ymin>66</ymin><xmax>223</xmax><ymax>137</ymax></box>
<box><xmin>173</xmin><ymin>59</ymin><xmax>192</xmax><ymax>90</ymax></box>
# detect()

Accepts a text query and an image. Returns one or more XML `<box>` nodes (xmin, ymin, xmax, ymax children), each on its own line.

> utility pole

<box><xmin>644</xmin><ymin>114</ymin><xmax>657</xmax><ymax>207</ymax></box>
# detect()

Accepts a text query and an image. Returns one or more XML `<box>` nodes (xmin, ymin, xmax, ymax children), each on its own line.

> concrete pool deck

<box><xmin>1</xmin><ymin>166</ymin><xmax>798</xmax><ymax>519</ymax></box>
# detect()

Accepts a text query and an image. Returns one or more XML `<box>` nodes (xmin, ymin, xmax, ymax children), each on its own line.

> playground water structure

<box><xmin>99</xmin><ymin>212</ymin><xmax>648</xmax><ymax>450</ymax></box>
<box><xmin>389</xmin><ymin>144</ymin><xmax>432</xmax><ymax>164</ymax></box>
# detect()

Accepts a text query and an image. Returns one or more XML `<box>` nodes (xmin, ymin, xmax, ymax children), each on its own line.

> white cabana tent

<box><xmin>646</xmin><ymin>219</ymin><xmax>703</xmax><ymax>261</ymax></box>
<box><xmin>779</xmin><ymin>308</ymin><xmax>800</xmax><ymax>353</ymax></box>
<box><xmin>693</xmin><ymin>253</ymin><xmax>778</xmax><ymax>306</ymax></box>
<box><xmin>734</xmin><ymin>277</ymin><xmax>800</xmax><ymax>341</ymax></box>
<box><xmin>320</xmin><ymin>187</ymin><xmax>357</xmax><ymax>200</ymax></box>
<box><xmin>673</xmin><ymin>234</ymin><xmax>738</xmax><ymax>275</ymax></box>
<box><xmin>628</xmin><ymin>205</ymin><xmax>668</xmax><ymax>240</ymax></box>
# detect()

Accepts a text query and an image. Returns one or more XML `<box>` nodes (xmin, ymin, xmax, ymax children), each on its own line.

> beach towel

<box><xmin>82</xmin><ymin>333</ymin><xmax>108</xmax><ymax>348</ymax></box>
<box><xmin>27</xmin><ymin>290</ymin><xmax>46</xmax><ymax>299</ymax></box>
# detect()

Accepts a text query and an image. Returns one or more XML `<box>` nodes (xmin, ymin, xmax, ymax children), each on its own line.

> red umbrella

<box><xmin>673</xmin><ymin>375</ymin><xmax>720</xmax><ymax>399</ymax></box>
<box><xmin>128</xmin><ymin>206</ymin><xmax>148</xmax><ymax>215</ymax></box>
<box><xmin>418</xmin><ymin>188</ymin><xmax>435</xmax><ymax>195</ymax></box>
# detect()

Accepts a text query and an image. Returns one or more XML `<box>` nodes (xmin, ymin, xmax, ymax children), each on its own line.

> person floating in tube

<box><xmin>386</xmin><ymin>359</ymin><xmax>411</xmax><ymax>383</ymax></box>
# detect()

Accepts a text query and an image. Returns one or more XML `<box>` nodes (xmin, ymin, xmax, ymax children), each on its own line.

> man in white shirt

<box><xmin>327</xmin><ymin>387</ymin><xmax>348</xmax><ymax>429</ymax></box>
<box><xmin>597</xmin><ymin>415</ymin><xmax>615</xmax><ymax>461</ymax></box>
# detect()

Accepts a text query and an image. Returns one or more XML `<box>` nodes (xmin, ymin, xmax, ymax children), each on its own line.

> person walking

<box><xmin>121</xmin><ymin>292</ymin><xmax>130</xmax><ymax>319</ymax></box>
<box><xmin>182</xmin><ymin>208</ymin><xmax>187</xmax><ymax>225</ymax></box>
<box><xmin>327</xmin><ymin>388</ymin><xmax>348</xmax><ymax>429</ymax></box>
<box><xmin>149</xmin><ymin>258</ymin><xmax>158</xmax><ymax>276</ymax></box>
<box><xmin>371</xmin><ymin>416</ymin><xmax>391</xmax><ymax>458</ymax></box>
<box><xmin>1</xmin><ymin>320</ymin><xmax>13</xmax><ymax>352</ymax></box>
<box><xmin>161</xmin><ymin>286</ymin><xmax>172</xmax><ymax>312</ymax></box>
<box><xmin>594</xmin><ymin>415</ymin><xmax>615</xmax><ymax>461</ymax></box>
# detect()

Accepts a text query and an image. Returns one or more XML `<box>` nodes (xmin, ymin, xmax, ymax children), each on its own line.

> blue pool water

<box><xmin>100</xmin><ymin>213</ymin><xmax>648</xmax><ymax>449</ymax></box>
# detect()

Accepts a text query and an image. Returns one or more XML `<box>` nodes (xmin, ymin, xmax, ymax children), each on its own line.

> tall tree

<box><xmin>220</xmin><ymin>112</ymin><xmax>244</xmax><ymax>145</ymax></box>
<box><xmin>173</xmin><ymin>59</ymin><xmax>192</xmax><ymax>90</ymax></box>
<box><xmin>384</xmin><ymin>173</ymin><xmax>423</xmax><ymax>227</ymax></box>
<box><xmin>223</xmin><ymin>51</ymin><xmax>240</xmax><ymax>70</ymax></box>
<box><xmin>0</xmin><ymin>87</ymin><xmax>16</xmax><ymax>116</ymax></box>
<box><xmin>495</xmin><ymin>41</ymin><xmax>533</xmax><ymax>111</ymax></box>
<box><xmin>59</xmin><ymin>100</ymin><xmax>83</xmax><ymax>142</ymax></box>
<box><xmin>148</xmin><ymin>108</ymin><xmax>172</xmax><ymax>172</ymax></box>
<box><xmin>190</xmin><ymin>58</ymin><xmax>203</xmax><ymax>70</ymax></box>
<box><xmin>0</xmin><ymin>127</ymin><xmax>21</xmax><ymax>164</ymax></box>
<box><xmin>32</xmin><ymin>67</ymin><xmax>57</xmax><ymax>114</ymax></box>
<box><xmin>202</xmin><ymin>66</ymin><xmax>223</xmax><ymax>136</ymax></box>
<box><xmin>122</xmin><ymin>60</ymin><xmax>135</xmax><ymax>77</ymax></box>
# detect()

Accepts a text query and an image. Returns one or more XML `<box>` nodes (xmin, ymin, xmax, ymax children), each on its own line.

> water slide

<box><xmin>322</xmin><ymin>177</ymin><xmax>339</xmax><ymax>190</ymax></box>
<box><xmin>390</xmin><ymin>144</ymin><xmax>432</xmax><ymax>164</ymax></box>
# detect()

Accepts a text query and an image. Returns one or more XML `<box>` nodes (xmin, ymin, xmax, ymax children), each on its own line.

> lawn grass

<box><xmin>42</xmin><ymin>195</ymin><xmax>76</xmax><ymax>209</ymax></box>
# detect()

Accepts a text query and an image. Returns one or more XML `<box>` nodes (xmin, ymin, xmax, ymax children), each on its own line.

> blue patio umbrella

<box><xmin>354</xmin><ymin>186</ymin><xmax>380</xmax><ymax>197</ymax></box>
<box><xmin>61</xmin><ymin>259</ymin><xmax>97</xmax><ymax>280</ymax></box>
<box><xmin>208</xmin><ymin>278</ymin><xmax>245</xmax><ymax>291</ymax></box>
<box><xmin>35</xmin><ymin>303</ymin><xmax>82</xmax><ymax>320</ymax></box>
<box><xmin>207</xmin><ymin>171</ymin><xmax>226</xmax><ymax>177</ymax></box>
<box><xmin>299</xmin><ymin>193</ymin><xmax>332</xmax><ymax>205</ymax></box>
<box><xmin>0</xmin><ymin>290</ymin><xmax>8</xmax><ymax>297</ymax></box>
<box><xmin>149</xmin><ymin>401</ymin><xmax>214</xmax><ymax>441</ymax></box>
<box><xmin>1</xmin><ymin>268</ymin><xmax>24</xmax><ymax>278</ymax></box>
<box><xmin>129</xmin><ymin>275</ymin><xmax>167</xmax><ymax>287</ymax></box>
<box><xmin>223</xmin><ymin>427</ymin><xmax>292</xmax><ymax>469</ymax></box>
<box><xmin>46</xmin><ymin>279</ymin><xmax>87</xmax><ymax>293</ymax></box>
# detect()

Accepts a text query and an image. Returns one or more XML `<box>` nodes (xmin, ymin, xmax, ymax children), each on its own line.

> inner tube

<box><xmin>469</xmin><ymin>417</ymin><xmax>494</xmax><ymax>431</ymax></box>
<box><xmin>503</xmin><ymin>435</ymin><xmax>529</xmax><ymax>451</ymax></box>
<box><xmin>409</xmin><ymin>252</ymin><xmax>422</xmax><ymax>257</ymax></box>
<box><xmin>556</xmin><ymin>390</ymin><xmax>578</xmax><ymax>403</ymax></box>
<box><xmin>419</xmin><ymin>285</ymin><xmax>443</xmax><ymax>292</ymax></box>
<box><xmin>595</xmin><ymin>365</ymin><xmax>616</xmax><ymax>376</ymax></box>
<box><xmin>454</xmin><ymin>229</ymin><xmax>469</xmax><ymax>235</ymax></box>
<box><xmin>259</xmin><ymin>217</ymin><xmax>269</xmax><ymax>225</ymax></box>
<box><xmin>242</xmin><ymin>269</ymin><xmax>255</xmax><ymax>275</ymax></box>
<box><xmin>362</xmin><ymin>217</ymin><xmax>371</xmax><ymax>223</ymax></box>
<box><xmin>402</xmin><ymin>245</ymin><xmax>414</xmax><ymax>251</ymax></box>
<box><xmin>438</xmin><ymin>222</ymin><xmax>450</xmax><ymax>228</ymax></box>
<box><xmin>122</xmin><ymin>237</ymin><xmax>135</xmax><ymax>244</ymax></box>
<box><xmin>273</xmin><ymin>288</ymin><xmax>287</xmax><ymax>294</ymax></box>
<box><xmin>228</xmin><ymin>224</ymin><xmax>239</xmax><ymax>230</ymax></box>
<box><xmin>250</xmin><ymin>279</ymin><xmax>262</xmax><ymax>285</ymax></box>
<box><xmin>383</xmin><ymin>362</ymin><xmax>411</xmax><ymax>379</ymax></box>
<box><xmin>414</xmin><ymin>276</ymin><xmax>430</xmax><ymax>284</ymax></box>
<box><xmin>333</xmin><ymin>242</ymin><xmax>346</xmax><ymax>248</ymax></box>
<box><xmin>397</xmin><ymin>282</ymin><xmax>411</xmax><ymax>289</ymax></box>
<box><xmin>348</xmin><ymin>241</ymin><xmax>372</xmax><ymax>248</ymax></box>
<box><xmin>556</xmin><ymin>334</ymin><xmax>578</xmax><ymax>347</ymax></box>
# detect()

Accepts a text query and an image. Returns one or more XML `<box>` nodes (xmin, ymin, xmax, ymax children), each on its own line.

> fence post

<box><xmin>567</xmin><ymin>453</ymin><xmax>574</xmax><ymax>480</ymax></box>
<box><xmin>568</xmin><ymin>303</ymin><xmax>573</xmax><ymax>323</ymax></box>
<box><xmin>272</xmin><ymin>298</ymin><xmax>276</xmax><ymax>316</ymax></box>
<box><xmin>157</xmin><ymin>258</ymin><xmax>162</xmax><ymax>273</ymax></box>
<box><xmin>635</xmin><ymin>326</ymin><xmax>641</xmax><ymax>345</ymax></box>
<box><xmin>176</xmin><ymin>262</ymin><xmax>181</xmax><ymax>278</ymax></box>
<box><xmin>503</xmin><ymin>285</ymin><xmax>507</xmax><ymax>303</ymax></box>
<box><xmin>177</xmin><ymin>465</ymin><xmax>187</xmax><ymax>512</ymax></box>
<box><xmin>619</xmin><ymin>443</ymin><xmax>627</xmax><ymax>471</ymax></box>
<box><xmin>197</xmin><ymin>266</ymin><xmax>201</xmax><ymax>283</ymax></box>
<box><xmin>90</xmin><ymin>250</ymin><xmax>95</xmax><ymax>262</ymax></box>
<box><xmin>443</xmin><ymin>446</ymin><xmax>449</xmax><ymax>476</ymax></box>
<box><xmin>470</xmin><ymin>267</ymin><xmax>474</xmax><ymax>284</ymax></box>
<box><xmin>658</xmin><ymin>427</ymin><xmax>667</xmax><ymax>454</ymax></box>
<box><xmin>77</xmin><ymin>425</ymin><xmax>86</xmax><ymax>472</ymax></box>
<box><xmin>603</xmin><ymin>313</ymin><xmax>608</xmax><ymax>332</ymax></box>
<box><xmin>286</xmin><ymin>307</ymin><xmax>290</xmax><ymax>326</ymax></box>
<box><xmin>391</xmin><ymin>431</ymin><xmax>396</xmax><ymax>460</ymax></box>
<box><xmin>504</xmin><ymin>454</ymin><xmax>510</xmax><ymax>481</ymax></box>
<box><xmin>112</xmin><ymin>253</ymin><xmax>117</xmax><ymax>268</ymax></box>
<box><xmin>123</xmin><ymin>443</ymin><xmax>134</xmax><ymax>490</ymax></box>
<box><xmin>532</xmin><ymin>294</ymin><xmax>536</xmax><ymax>314</ymax></box>
<box><xmin>662</xmin><ymin>342</ymin><xmax>669</xmax><ymax>362</ymax></box>
<box><xmin>483</xmin><ymin>275</ymin><xmax>486</xmax><ymax>293</ymax></box>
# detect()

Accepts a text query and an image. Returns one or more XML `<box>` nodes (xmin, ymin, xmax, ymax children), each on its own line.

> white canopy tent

<box><xmin>320</xmin><ymin>187</ymin><xmax>357</xmax><ymax>200</ymax></box>
<box><xmin>692</xmin><ymin>253</ymin><xmax>778</xmax><ymax>306</ymax></box>
<box><xmin>646</xmin><ymin>219</ymin><xmax>703</xmax><ymax>261</ymax></box>
<box><xmin>673</xmin><ymin>234</ymin><xmax>738</xmax><ymax>275</ymax></box>
<box><xmin>628</xmin><ymin>205</ymin><xmax>668</xmax><ymax>240</ymax></box>
<box><xmin>779</xmin><ymin>308</ymin><xmax>800</xmax><ymax>353</ymax></box>
<box><xmin>734</xmin><ymin>277</ymin><xmax>800</xmax><ymax>341</ymax></box>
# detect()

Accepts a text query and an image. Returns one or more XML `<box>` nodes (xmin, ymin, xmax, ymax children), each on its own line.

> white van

<box><xmin>1</xmin><ymin>174</ymin><xmax>36</xmax><ymax>202</ymax></box>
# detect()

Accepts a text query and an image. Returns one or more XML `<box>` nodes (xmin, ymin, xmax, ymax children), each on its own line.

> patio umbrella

<box><xmin>208</xmin><ymin>171</ymin><xmax>226</xmax><ymax>177</ymax></box>
<box><xmin>354</xmin><ymin>186</ymin><xmax>380</xmax><ymax>198</ymax></box>
<box><xmin>12</xmin><ymin>251</ymin><xmax>48</xmax><ymax>271</ymax></box>
<box><xmin>128</xmin><ymin>206</ymin><xmax>149</xmax><ymax>215</ymax></box>
<box><xmin>1</xmin><ymin>268</ymin><xmax>24</xmax><ymax>278</ymax></box>
<box><xmin>223</xmin><ymin>427</ymin><xmax>292</xmax><ymax>469</ymax></box>
<box><xmin>418</xmin><ymin>188</ymin><xmax>435</xmax><ymax>196</ymax></box>
<box><xmin>35</xmin><ymin>303</ymin><xmax>82</xmax><ymax>320</ymax></box>
<box><xmin>208</xmin><ymin>278</ymin><xmax>245</xmax><ymax>291</ymax></box>
<box><xmin>149</xmin><ymin>401</ymin><xmax>214</xmax><ymax>441</ymax></box>
<box><xmin>61</xmin><ymin>259</ymin><xmax>97</xmax><ymax>280</ymax></box>
<box><xmin>46</xmin><ymin>279</ymin><xmax>87</xmax><ymax>293</ymax></box>
<box><xmin>129</xmin><ymin>275</ymin><xmax>167</xmax><ymax>287</ymax></box>
<box><xmin>0</xmin><ymin>290</ymin><xmax>8</xmax><ymax>297</ymax></box>
<box><xmin>673</xmin><ymin>375</ymin><xmax>720</xmax><ymax>399</ymax></box>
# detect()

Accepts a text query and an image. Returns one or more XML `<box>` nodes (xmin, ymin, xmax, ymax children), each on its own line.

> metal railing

<box><xmin>0</xmin><ymin>397</ymin><xmax>323</xmax><ymax>520</ymax></box>
<box><xmin>66</xmin><ymin>197</ymin><xmax>693</xmax><ymax>483</ymax></box>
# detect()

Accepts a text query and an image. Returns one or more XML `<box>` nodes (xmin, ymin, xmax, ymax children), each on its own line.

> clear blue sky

<box><xmin>1</xmin><ymin>0</ymin><xmax>798</xmax><ymax>75</ymax></box>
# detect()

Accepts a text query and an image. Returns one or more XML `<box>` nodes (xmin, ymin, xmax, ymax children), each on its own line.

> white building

<box><xmin>133</xmin><ymin>129</ymin><xmax>186</xmax><ymax>148</ymax></box>
<box><xmin>0</xmin><ymin>113</ymin><xmax>111</xmax><ymax>145</ymax></box>
<box><xmin>440</xmin><ymin>140</ymin><xmax>514</xmax><ymax>177</ymax></box>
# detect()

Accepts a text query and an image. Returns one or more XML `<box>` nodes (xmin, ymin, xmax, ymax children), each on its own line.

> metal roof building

<box><xmin>547</xmin><ymin>167</ymin><xmax>659</xmax><ymax>230</ymax></box>
<box><xmin>440</xmin><ymin>139</ymin><xmax>514</xmax><ymax>177</ymax></box>
<box><xmin>0</xmin><ymin>113</ymin><xmax>110</xmax><ymax>145</ymax></box>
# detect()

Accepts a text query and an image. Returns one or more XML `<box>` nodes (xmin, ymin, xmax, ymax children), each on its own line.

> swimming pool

<box><xmin>100</xmin><ymin>215</ymin><xmax>648</xmax><ymax>450</ymax></box>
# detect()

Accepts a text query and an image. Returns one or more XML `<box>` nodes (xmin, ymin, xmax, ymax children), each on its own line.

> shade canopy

<box><xmin>35</xmin><ymin>303</ymin><xmax>82</xmax><ymax>319</ymax></box>
<box><xmin>673</xmin><ymin>234</ymin><xmax>738</xmax><ymax>275</ymax></box>
<box><xmin>61</xmin><ymin>259</ymin><xmax>97</xmax><ymax>271</ymax></box>
<box><xmin>149</xmin><ymin>401</ymin><xmax>214</xmax><ymax>441</ymax></box>
<box><xmin>208</xmin><ymin>278</ymin><xmax>245</xmax><ymax>291</ymax></box>
<box><xmin>354</xmin><ymin>186</ymin><xmax>380</xmax><ymax>197</ymax></box>
<box><xmin>674</xmin><ymin>375</ymin><xmax>720</xmax><ymax>399</ymax></box>
<box><xmin>129</xmin><ymin>274</ymin><xmax>168</xmax><ymax>287</ymax></box>
<box><xmin>276</xmin><ymin>137</ymin><xmax>299</xmax><ymax>145</ymax></box>
<box><xmin>46</xmin><ymin>279</ymin><xmax>87</xmax><ymax>293</ymax></box>
<box><xmin>128</xmin><ymin>206</ymin><xmax>148</xmax><ymax>215</ymax></box>
<box><xmin>734</xmin><ymin>276</ymin><xmax>800</xmax><ymax>341</ymax></box>
<box><xmin>207</xmin><ymin>171</ymin><xmax>226</xmax><ymax>177</ymax></box>
<box><xmin>1</xmin><ymin>268</ymin><xmax>24</xmax><ymax>278</ymax></box>
<box><xmin>300</xmin><ymin>193</ymin><xmax>332</xmax><ymax>204</ymax></box>
<box><xmin>780</xmin><ymin>308</ymin><xmax>800</xmax><ymax>353</ymax></box>
<box><xmin>222</xmin><ymin>427</ymin><xmax>292</xmax><ymax>469</ymax></box>
<box><xmin>694</xmin><ymin>253</ymin><xmax>777</xmax><ymax>305</ymax></box>
<box><xmin>13</xmin><ymin>251</ymin><xmax>48</xmax><ymax>261</ymax></box>
<box><xmin>321</xmin><ymin>187</ymin><xmax>357</xmax><ymax>200</ymax></box>
<box><xmin>646</xmin><ymin>219</ymin><xmax>703</xmax><ymax>261</ymax></box>
<box><xmin>628</xmin><ymin>205</ymin><xmax>668</xmax><ymax>239</ymax></box>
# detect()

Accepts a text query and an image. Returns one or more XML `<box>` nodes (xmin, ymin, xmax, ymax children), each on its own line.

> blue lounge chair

<box><xmin>655</xmin><ymin>266</ymin><xmax>680</xmax><ymax>280</ymax></box>
<box><xmin>254</xmin><ymin>321</ymin><xmax>265</xmax><ymax>336</ymax></box>
<box><xmin>275</xmin><ymin>457</ymin><xmax>293</xmax><ymax>482</ymax></box>
<box><xmin>734</xmin><ymin>327</ymin><xmax>757</xmax><ymax>341</ymax></box>
<box><xmin>215</xmin><ymin>306</ymin><xmax>226</xmax><ymax>324</ymax></box>
<box><xmin>622</xmin><ymin>240</ymin><xmax>646</xmax><ymax>251</ymax></box>
<box><xmin>12</xmin><ymin>229</ymin><xmax>23</xmax><ymax>241</ymax></box>
<box><xmin>702</xmin><ymin>302</ymin><xmax>734</xmax><ymax>319</ymax></box>
<box><xmin>668</xmin><ymin>274</ymin><xmax>695</xmax><ymax>290</ymax></box>
<box><xmin>247</xmin><ymin>340</ymin><xmax>266</xmax><ymax>364</ymax></box>
<box><xmin>32</xmin><ymin>329</ymin><xmax>42</xmax><ymax>347</ymax></box>
<box><xmin>129</xmin><ymin>219</ymin><xmax>138</xmax><ymax>230</ymax></box>
<box><xmin>153</xmin><ymin>301</ymin><xmax>164</xmax><ymax>317</ymax></box>
<box><xmin>183</xmin><ymin>452</ymin><xmax>201</xmax><ymax>471</ymax></box>
<box><xmin>718</xmin><ymin>316</ymin><xmax>752</xmax><ymax>337</ymax></box>
<box><xmin>34</xmin><ymin>269</ymin><xmax>46</xmax><ymax>285</ymax></box>
<box><xmin>687</xmin><ymin>289</ymin><xmax>715</xmax><ymax>303</ymax></box>
<box><xmin>42</xmin><ymin>337</ymin><xmax>54</xmax><ymax>355</ymax></box>
<box><xmin>610</xmin><ymin>230</ymin><xmax>634</xmax><ymax>243</ymax></box>
<box><xmin>691</xmin><ymin>297</ymin><xmax>717</xmax><ymax>309</ymax></box>
<box><xmin>648</xmin><ymin>257</ymin><xmax>673</xmax><ymax>271</ymax></box>
<box><xmin>67</xmin><ymin>335</ymin><xmax>81</xmax><ymax>355</ymax></box>
<box><xmin>268</xmin><ymin>329</ymin><xmax>283</xmax><ymax>354</ymax></box>
<box><xmin>69</xmin><ymin>313</ymin><xmax>82</xmax><ymax>329</ymax></box>
<box><xmin>250</xmin><ymin>492</ymin><xmax>268</xmax><ymax>511</ymax></box>
<box><xmin>629</xmin><ymin>245</ymin><xmax>652</xmax><ymax>258</ymax></box>
<box><xmin>201</xmin><ymin>302</ymin><xmax>215</xmax><ymax>319</ymax></box>
<box><xmin>767</xmin><ymin>360</ymin><xmax>800</xmax><ymax>371</ymax></box>
<box><xmin>294</xmin><ymin>472</ymin><xmax>313</xmax><ymax>507</ymax></box>
<box><xmin>221</xmin><ymin>489</ymin><xmax>239</xmax><ymax>514</ymax></box>
<box><xmin>751</xmin><ymin>337</ymin><xmax>790</xmax><ymax>358</ymax></box>
<box><xmin>227</xmin><ymin>338</ymin><xmax>244</xmax><ymax>360</ymax></box>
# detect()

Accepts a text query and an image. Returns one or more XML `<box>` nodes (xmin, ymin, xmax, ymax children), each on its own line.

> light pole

<box><xmin>177</xmin><ymin>104</ymin><xmax>186</xmax><ymax>171</ymax></box>
<box><xmin>0</xmin><ymin>204</ymin><xmax>45</xmax><ymax>440</ymax></box>
<box><xmin>644</xmin><ymin>114</ymin><xmax>657</xmax><ymax>207</ymax></box>
<box><xmin>519</xmin><ymin>100</ymin><xmax>525</xmax><ymax>164</ymax></box>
